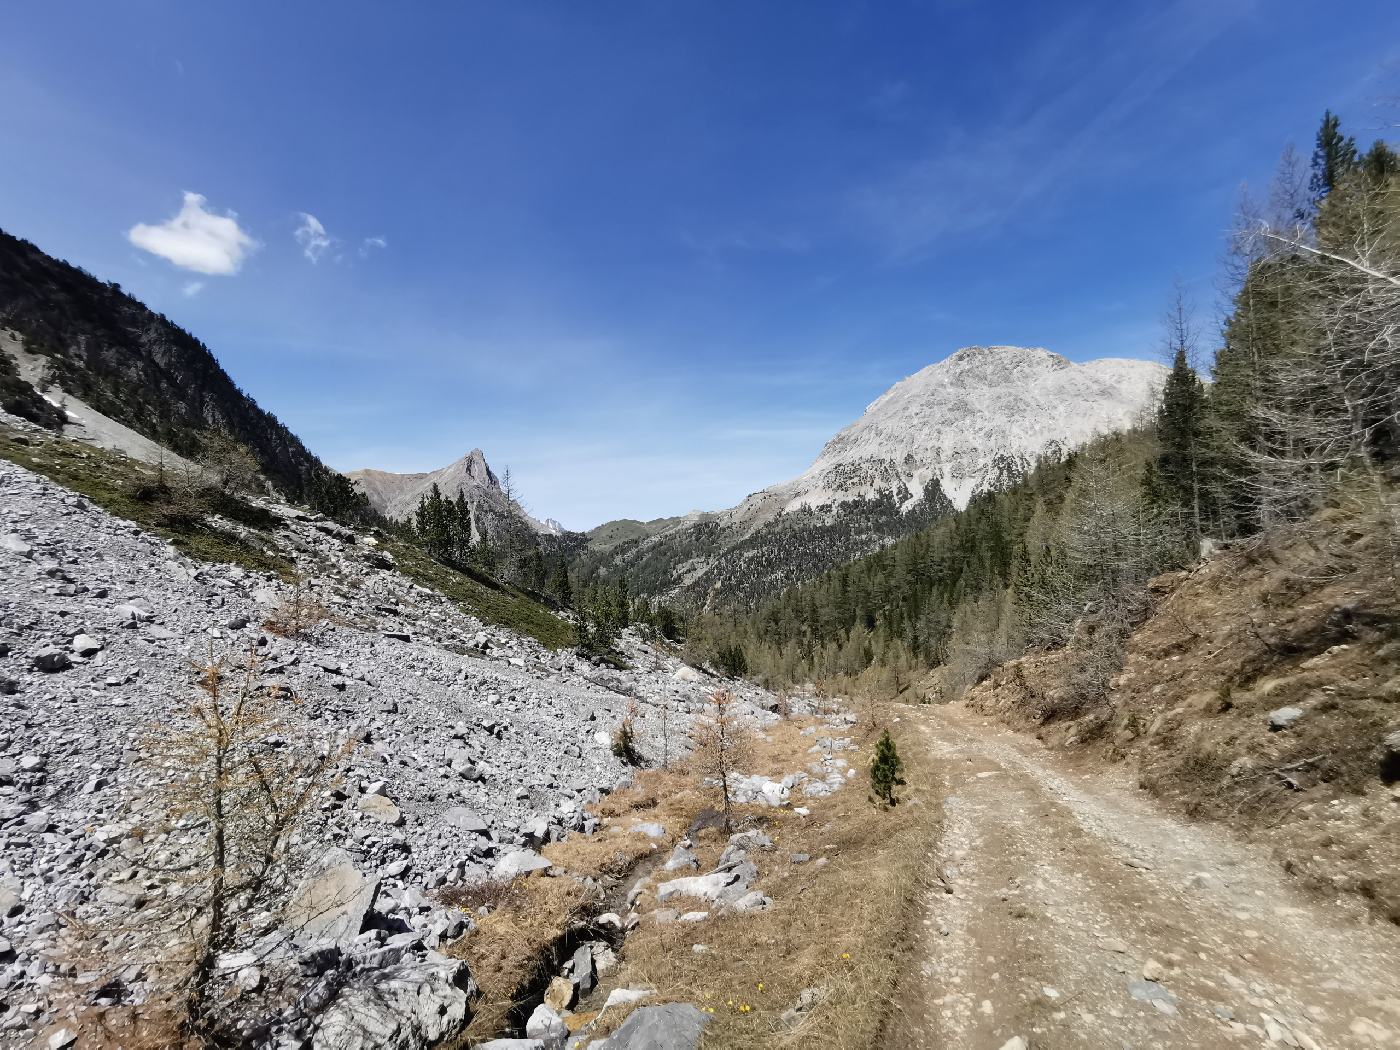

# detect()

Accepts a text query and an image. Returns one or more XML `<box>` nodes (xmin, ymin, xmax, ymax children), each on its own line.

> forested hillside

<box><xmin>0</xmin><ymin>229</ymin><xmax>372</xmax><ymax>523</ymax></box>
<box><xmin>577</xmin><ymin>479</ymin><xmax>955</xmax><ymax>609</ymax></box>
<box><xmin>687</xmin><ymin>112</ymin><xmax>1400</xmax><ymax>701</ymax></box>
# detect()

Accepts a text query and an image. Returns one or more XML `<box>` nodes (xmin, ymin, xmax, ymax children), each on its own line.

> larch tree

<box><xmin>688</xmin><ymin>689</ymin><xmax>754</xmax><ymax>831</ymax></box>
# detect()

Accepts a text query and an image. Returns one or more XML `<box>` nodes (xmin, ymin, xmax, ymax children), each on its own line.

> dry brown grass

<box><xmin>597</xmin><ymin>717</ymin><xmax>935</xmax><ymax>1048</ymax></box>
<box><xmin>446</xmin><ymin>874</ymin><xmax>595</xmax><ymax>1042</ymax></box>
<box><xmin>443</xmin><ymin>713</ymin><xmax>936</xmax><ymax>1048</ymax></box>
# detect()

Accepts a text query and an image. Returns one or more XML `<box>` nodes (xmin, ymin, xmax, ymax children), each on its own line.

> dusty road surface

<box><xmin>885</xmin><ymin>703</ymin><xmax>1400</xmax><ymax>1049</ymax></box>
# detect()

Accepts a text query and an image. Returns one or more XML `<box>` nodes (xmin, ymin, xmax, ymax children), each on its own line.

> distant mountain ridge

<box><xmin>584</xmin><ymin>346</ymin><xmax>1166</xmax><ymax>607</ymax></box>
<box><xmin>347</xmin><ymin>449</ymin><xmax>561</xmax><ymax>550</ymax></box>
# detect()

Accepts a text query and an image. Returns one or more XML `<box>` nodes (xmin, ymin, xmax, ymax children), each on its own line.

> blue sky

<box><xmin>3</xmin><ymin>2</ymin><xmax>1398</xmax><ymax>528</ymax></box>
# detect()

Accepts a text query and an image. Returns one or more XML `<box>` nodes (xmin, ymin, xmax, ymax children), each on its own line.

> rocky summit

<box><xmin>348</xmin><ymin>449</ymin><xmax>561</xmax><ymax>536</ymax></box>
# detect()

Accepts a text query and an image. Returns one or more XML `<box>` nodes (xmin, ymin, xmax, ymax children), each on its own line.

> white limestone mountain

<box><xmin>725</xmin><ymin>345</ymin><xmax>1165</xmax><ymax>522</ymax></box>
<box><xmin>347</xmin><ymin>449</ymin><xmax>562</xmax><ymax>542</ymax></box>
<box><xmin>585</xmin><ymin>346</ymin><xmax>1167</xmax><ymax>607</ymax></box>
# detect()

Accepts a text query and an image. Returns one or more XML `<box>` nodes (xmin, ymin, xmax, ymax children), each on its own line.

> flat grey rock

<box><xmin>441</xmin><ymin>806</ymin><xmax>490</xmax><ymax>833</ymax></box>
<box><xmin>596</xmin><ymin>1003</ymin><xmax>711</xmax><ymax>1050</ymax></box>
<box><xmin>286</xmin><ymin>850</ymin><xmax>379</xmax><ymax>946</ymax></box>
<box><xmin>493</xmin><ymin>850</ymin><xmax>553</xmax><ymax>879</ymax></box>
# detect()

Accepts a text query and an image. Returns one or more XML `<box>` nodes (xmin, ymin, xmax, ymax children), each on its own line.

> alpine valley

<box><xmin>0</xmin><ymin>70</ymin><xmax>1398</xmax><ymax>1050</ymax></box>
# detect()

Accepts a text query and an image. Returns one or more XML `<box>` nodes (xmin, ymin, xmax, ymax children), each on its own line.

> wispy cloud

<box><xmin>181</xmin><ymin>280</ymin><xmax>204</xmax><ymax>297</ymax></box>
<box><xmin>293</xmin><ymin>215</ymin><xmax>386</xmax><ymax>263</ymax></box>
<box><xmin>678</xmin><ymin>225</ymin><xmax>809</xmax><ymax>270</ymax></box>
<box><xmin>294</xmin><ymin>212</ymin><xmax>333</xmax><ymax>263</ymax></box>
<box><xmin>128</xmin><ymin>192</ymin><xmax>258</xmax><ymax>275</ymax></box>
<box><xmin>849</xmin><ymin>0</ymin><xmax>1255</xmax><ymax>259</ymax></box>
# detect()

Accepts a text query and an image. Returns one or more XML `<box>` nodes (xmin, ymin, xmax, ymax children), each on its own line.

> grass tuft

<box><xmin>386</xmin><ymin>537</ymin><xmax>576</xmax><ymax>650</ymax></box>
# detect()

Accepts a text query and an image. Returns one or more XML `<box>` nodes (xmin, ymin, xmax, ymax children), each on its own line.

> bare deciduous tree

<box><xmin>688</xmin><ymin>689</ymin><xmax>754</xmax><ymax>831</ymax></box>
<box><xmin>1244</xmin><ymin>176</ymin><xmax>1400</xmax><ymax>531</ymax></box>
<box><xmin>199</xmin><ymin>429</ymin><xmax>263</xmax><ymax>496</ymax></box>
<box><xmin>66</xmin><ymin>652</ymin><xmax>349</xmax><ymax>1046</ymax></box>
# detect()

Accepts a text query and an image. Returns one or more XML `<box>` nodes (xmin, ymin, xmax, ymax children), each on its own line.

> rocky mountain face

<box><xmin>759</xmin><ymin>345</ymin><xmax>1164</xmax><ymax>514</ymax></box>
<box><xmin>0</xmin><ymin>229</ymin><xmax>370</xmax><ymax>524</ymax></box>
<box><xmin>586</xmin><ymin>346</ymin><xmax>1166</xmax><ymax>609</ymax></box>
<box><xmin>348</xmin><ymin>449</ymin><xmax>561</xmax><ymax>553</ymax></box>
<box><xmin>0</xmin><ymin>409</ymin><xmax>784</xmax><ymax>1046</ymax></box>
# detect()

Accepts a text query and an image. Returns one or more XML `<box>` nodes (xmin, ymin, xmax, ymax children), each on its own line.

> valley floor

<box><xmin>886</xmin><ymin>704</ymin><xmax>1400</xmax><ymax>1050</ymax></box>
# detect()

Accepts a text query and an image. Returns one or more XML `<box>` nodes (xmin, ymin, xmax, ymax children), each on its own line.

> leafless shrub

<box><xmin>263</xmin><ymin>578</ymin><xmax>337</xmax><ymax>639</ymax></box>
<box><xmin>60</xmin><ymin>651</ymin><xmax>350</xmax><ymax>1046</ymax></box>
<box><xmin>198</xmin><ymin>429</ymin><xmax>263</xmax><ymax>496</ymax></box>
<box><xmin>687</xmin><ymin>689</ymin><xmax>755</xmax><ymax>831</ymax></box>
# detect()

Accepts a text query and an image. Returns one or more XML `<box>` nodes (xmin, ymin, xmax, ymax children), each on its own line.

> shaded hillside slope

<box><xmin>0</xmin><ymin>228</ymin><xmax>370</xmax><ymax>523</ymax></box>
<box><xmin>964</xmin><ymin>485</ymin><xmax>1400</xmax><ymax>922</ymax></box>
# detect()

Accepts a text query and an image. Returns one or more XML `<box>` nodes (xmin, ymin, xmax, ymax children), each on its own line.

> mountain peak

<box><xmin>772</xmin><ymin>346</ymin><xmax>1168</xmax><ymax>514</ymax></box>
<box><xmin>453</xmin><ymin>448</ymin><xmax>498</xmax><ymax>489</ymax></box>
<box><xmin>947</xmin><ymin>344</ymin><xmax>1055</xmax><ymax>361</ymax></box>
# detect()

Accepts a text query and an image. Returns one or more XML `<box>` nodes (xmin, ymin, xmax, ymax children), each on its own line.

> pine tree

<box><xmin>1309</xmin><ymin>110</ymin><xmax>1358</xmax><ymax>206</ymax></box>
<box><xmin>546</xmin><ymin>561</ymin><xmax>573</xmax><ymax>607</ymax></box>
<box><xmin>870</xmin><ymin>729</ymin><xmax>903</xmax><ymax>806</ymax></box>
<box><xmin>1156</xmin><ymin>347</ymin><xmax>1209</xmax><ymax>543</ymax></box>
<box><xmin>1362</xmin><ymin>140</ymin><xmax>1400</xmax><ymax>183</ymax></box>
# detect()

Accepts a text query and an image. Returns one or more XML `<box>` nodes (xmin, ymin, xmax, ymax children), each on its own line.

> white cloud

<box><xmin>295</xmin><ymin>212</ymin><xmax>334</xmax><ymax>263</ymax></box>
<box><xmin>360</xmin><ymin>235</ymin><xmax>387</xmax><ymax>257</ymax></box>
<box><xmin>182</xmin><ymin>280</ymin><xmax>205</xmax><ymax>297</ymax></box>
<box><xmin>128</xmin><ymin>192</ymin><xmax>258</xmax><ymax>275</ymax></box>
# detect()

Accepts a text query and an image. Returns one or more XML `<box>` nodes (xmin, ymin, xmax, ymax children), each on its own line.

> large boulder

<box><xmin>31</xmin><ymin>647</ymin><xmax>71</xmax><ymax>673</ymax></box>
<box><xmin>655</xmin><ymin>871</ymin><xmax>739</xmax><ymax>904</ymax></box>
<box><xmin>358</xmin><ymin>793</ymin><xmax>405</xmax><ymax>826</ymax></box>
<box><xmin>662</xmin><ymin>844</ymin><xmax>699</xmax><ymax>872</ymax></box>
<box><xmin>595</xmin><ymin>1003</ymin><xmax>711</xmax><ymax>1050</ymax></box>
<box><xmin>570</xmin><ymin>942</ymin><xmax>596</xmax><ymax>997</ymax></box>
<box><xmin>525</xmin><ymin>1003</ymin><xmax>568</xmax><ymax>1048</ymax></box>
<box><xmin>493</xmin><ymin>850</ymin><xmax>552</xmax><ymax>880</ymax></box>
<box><xmin>285</xmin><ymin>849</ymin><xmax>379</xmax><ymax>946</ymax></box>
<box><xmin>441</xmin><ymin>806</ymin><xmax>489</xmax><ymax>834</ymax></box>
<box><xmin>0</xmin><ymin>534</ymin><xmax>34</xmax><ymax>558</ymax></box>
<box><xmin>311</xmin><ymin>953</ymin><xmax>476</xmax><ymax>1050</ymax></box>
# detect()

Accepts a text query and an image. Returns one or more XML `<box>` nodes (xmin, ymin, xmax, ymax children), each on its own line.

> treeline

<box><xmin>398</xmin><ymin>481</ymin><xmax>686</xmax><ymax>653</ymax></box>
<box><xmin>400</xmin><ymin>481</ymin><xmax>573</xmax><ymax>601</ymax></box>
<box><xmin>578</xmin><ymin>480</ymin><xmax>956</xmax><ymax>608</ymax></box>
<box><xmin>571</xmin><ymin>576</ymin><xmax>683</xmax><ymax>659</ymax></box>
<box><xmin>690</xmin><ymin>111</ymin><xmax>1399</xmax><ymax>700</ymax></box>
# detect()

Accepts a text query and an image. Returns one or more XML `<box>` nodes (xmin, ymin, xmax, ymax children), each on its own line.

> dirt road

<box><xmin>885</xmin><ymin>704</ymin><xmax>1400</xmax><ymax>1049</ymax></box>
